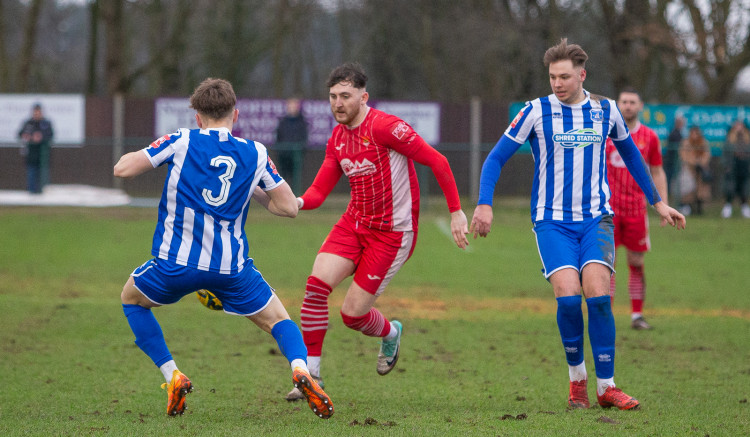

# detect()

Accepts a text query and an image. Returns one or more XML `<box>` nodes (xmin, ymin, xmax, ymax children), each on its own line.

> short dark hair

<box><xmin>543</xmin><ymin>38</ymin><xmax>588</xmax><ymax>68</ymax></box>
<box><xmin>618</xmin><ymin>87</ymin><xmax>642</xmax><ymax>101</ymax></box>
<box><xmin>189</xmin><ymin>78</ymin><xmax>236</xmax><ymax>120</ymax></box>
<box><xmin>326</xmin><ymin>62</ymin><xmax>368</xmax><ymax>89</ymax></box>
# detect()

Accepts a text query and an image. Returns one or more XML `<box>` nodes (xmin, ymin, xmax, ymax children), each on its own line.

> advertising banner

<box><xmin>155</xmin><ymin>98</ymin><xmax>441</xmax><ymax>147</ymax></box>
<box><xmin>0</xmin><ymin>94</ymin><xmax>85</xmax><ymax>146</ymax></box>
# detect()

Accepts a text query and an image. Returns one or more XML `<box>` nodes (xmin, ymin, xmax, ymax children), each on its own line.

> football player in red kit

<box><xmin>605</xmin><ymin>88</ymin><xmax>669</xmax><ymax>330</ymax></box>
<box><xmin>286</xmin><ymin>62</ymin><xmax>469</xmax><ymax>400</ymax></box>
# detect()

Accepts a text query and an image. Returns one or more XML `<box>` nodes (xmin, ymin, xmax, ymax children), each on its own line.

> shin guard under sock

<box><xmin>556</xmin><ymin>295</ymin><xmax>585</xmax><ymax>366</ymax></box>
<box><xmin>300</xmin><ymin>276</ymin><xmax>332</xmax><ymax>357</ymax></box>
<box><xmin>271</xmin><ymin>319</ymin><xmax>308</xmax><ymax>364</ymax></box>
<box><xmin>586</xmin><ymin>295</ymin><xmax>616</xmax><ymax>379</ymax></box>
<box><xmin>340</xmin><ymin>308</ymin><xmax>391</xmax><ymax>337</ymax></box>
<box><xmin>628</xmin><ymin>264</ymin><xmax>645</xmax><ymax>314</ymax></box>
<box><xmin>122</xmin><ymin>304</ymin><xmax>172</xmax><ymax>367</ymax></box>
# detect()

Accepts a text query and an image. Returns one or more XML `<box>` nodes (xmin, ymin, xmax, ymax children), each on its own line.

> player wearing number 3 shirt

<box><xmin>285</xmin><ymin>63</ymin><xmax>469</xmax><ymax>401</ymax></box>
<box><xmin>115</xmin><ymin>78</ymin><xmax>333</xmax><ymax>419</ymax></box>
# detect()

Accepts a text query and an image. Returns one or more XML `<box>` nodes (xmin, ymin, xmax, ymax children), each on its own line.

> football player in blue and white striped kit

<box><xmin>114</xmin><ymin>78</ymin><xmax>332</xmax><ymax>419</ymax></box>
<box><xmin>470</xmin><ymin>39</ymin><xmax>685</xmax><ymax>410</ymax></box>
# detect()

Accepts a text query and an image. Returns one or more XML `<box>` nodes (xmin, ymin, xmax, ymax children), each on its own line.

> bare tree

<box><xmin>0</xmin><ymin>0</ymin><xmax>8</xmax><ymax>92</ymax></box>
<box><xmin>99</xmin><ymin>0</ymin><xmax>126</xmax><ymax>94</ymax></box>
<box><xmin>143</xmin><ymin>0</ymin><xmax>193</xmax><ymax>95</ymax></box>
<box><xmin>271</xmin><ymin>0</ymin><xmax>291</xmax><ymax>96</ymax></box>
<box><xmin>591</xmin><ymin>0</ymin><xmax>750</xmax><ymax>103</ymax></box>
<box><xmin>99</xmin><ymin>0</ymin><xmax>167</xmax><ymax>95</ymax></box>
<box><xmin>2</xmin><ymin>0</ymin><xmax>749</xmax><ymax>102</ymax></box>
<box><xmin>17</xmin><ymin>0</ymin><xmax>44</xmax><ymax>92</ymax></box>
<box><xmin>86</xmin><ymin>0</ymin><xmax>100</xmax><ymax>95</ymax></box>
<box><xmin>681</xmin><ymin>0</ymin><xmax>750</xmax><ymax>102</ymax></box>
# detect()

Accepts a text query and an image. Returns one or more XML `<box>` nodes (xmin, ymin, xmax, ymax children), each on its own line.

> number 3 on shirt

<box><xmin>202</xmin><ymin>156</ymin><xmax>236</xmax><ymax>206</ymax></box>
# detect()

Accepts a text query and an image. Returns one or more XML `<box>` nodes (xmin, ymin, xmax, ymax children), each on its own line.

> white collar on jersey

<box><xmin>199</xmin><ymin>127</ymin><xmax>231</xmax><ymax>134</ymax></box>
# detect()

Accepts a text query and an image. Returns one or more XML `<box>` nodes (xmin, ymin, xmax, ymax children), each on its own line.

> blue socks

<box><xmin>271</xmin><ymin>319</ymin><xmax>308</xmax><ymax>364</ymax></box>
<box><xmin>122</xmin><ymin>304</ymin><xmax>172</xmax><ymax>368</ymax></box>
<box><xmin>557</xmin><ymin>295</ymin><xmax>617</xmax><ymax>380</ymax></box>
<box><xmin>586</xmin><ymin>295</ymin><xmax>616</xmax><ymax>379</ymax></box>
<box><xmin>556</xmin><ymin>295</ymin><xmax>585</xmax><ymax>366</ymax></box>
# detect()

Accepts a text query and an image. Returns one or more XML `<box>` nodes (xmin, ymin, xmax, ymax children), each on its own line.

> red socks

<box><xmin>340</xmin><ymin>308</ymin><xmax>391</xmax><ymax>337</ymax></box>
<box><xmin>300</xmin><ymin>276</ymin><xmax>332</xmax><ymax>357</ymax></box>
<box><xmin>610</xmin><ymin>265</ymin><xmax>645</xmax><ymax>315</ymax></box>
<box><xmin>300</xmin><ymin>275</ymin><xmax>392</xmax><ymax>358</ymax></box>
<box><xmin>628</xmin><ymin>264</ymin><xmax>645</xmax><ymax>314</ymax></box>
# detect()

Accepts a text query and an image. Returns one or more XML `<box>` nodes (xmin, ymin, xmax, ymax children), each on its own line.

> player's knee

<box><xmin>305</xmin><ymin>275</ymin><xmax>332</xmax><ymax>298</ymax></box>
<box><xmin>628</xmin><ymin>264</ymin><xmax>644</xmax><ymax>273</ymax></box>
<box><xmin>121</xmin><ymin>284</ymin><xmax>137</xmax><ymax>304</ymax></box>
<box><xmin>121</xmin><ymin>279</ymin><xmax>152</xmax><ymax>307</ymax></box>
<box><xmin>340</xmin><ymin>310</ymin><xmax>367</xmax><ymax>330</ymax></box>
<box><xmin>553</xmin><ymin>284</ymin><xmax>581</xmax><ymax>298</ymax></box>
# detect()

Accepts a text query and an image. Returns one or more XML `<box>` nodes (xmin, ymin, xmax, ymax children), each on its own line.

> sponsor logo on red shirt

<box><xmin>391</xmin><ymin>122</ymin><xmax>410</xmax><ymax>140</ymax></box>
<box><xmin>340</xmin><ymin>158</ymin><xmax>376</xmax><ymax>177</ymax></box>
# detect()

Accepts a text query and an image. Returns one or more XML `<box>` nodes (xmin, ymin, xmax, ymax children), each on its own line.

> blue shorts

<box><xmin>532</xmin><ymin>215</ymin><xmax>615</xmax><ymax>279</ymax></box>
<box><xmin>131</xmin><ymin>257</ymin><xmax>274</xmax><ymax>316</ymax></box>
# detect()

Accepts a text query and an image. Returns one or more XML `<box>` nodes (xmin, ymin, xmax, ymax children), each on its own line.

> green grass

<box><xmin>0</xmin><ymin>199</ymin><xmax>748</xmax><ymax>436</ymax></box>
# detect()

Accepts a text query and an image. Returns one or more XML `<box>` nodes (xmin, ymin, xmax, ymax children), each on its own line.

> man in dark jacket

<box><xmin>664</xmin><ymin>115</ymin><xmax>685</xmax><ymax>201</ymax></box>
<box><xmin>275</xmin><ymin>98</ymin><xmax>308</xmax><ymax>194</ymax></box>
<box><xmin>18</xmin><ymin>103</ymin><xmax>54</xmax><ymax>194</ymax></box>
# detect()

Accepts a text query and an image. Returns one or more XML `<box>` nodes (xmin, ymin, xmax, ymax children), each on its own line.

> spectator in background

<box><xmin>17</xmin><ymin>103</ymin><xmax>54</xmax><ymax>194</ymax></box>
<box><xmin>679</xmin><ymin>126</ymin><xmax>712</xmax><ymax>215</ymax></box>
<box><xmin>721</xmin><ymin>119</ymin><xmax>750</xmax><ymax>218</ymax></box>
<box><xmin>665</xmin><ymin>115</ymin><xmax>686</xmax><ymax>201</ymax></box>
<box><xmin>275</xmin><ymin>98</ymin><xmax>308</xmax><ymax>194</ymax></box>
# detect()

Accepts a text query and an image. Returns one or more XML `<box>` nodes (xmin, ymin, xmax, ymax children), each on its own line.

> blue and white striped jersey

<box><xmin>142</xmin><ymin>127</ymin><xmax>283</xmax><ymax>274</ymax></box>
<box><xmin>505</xmin><ymin>91</ymin><xmax>629</xmax><ymax>223</ymax></box>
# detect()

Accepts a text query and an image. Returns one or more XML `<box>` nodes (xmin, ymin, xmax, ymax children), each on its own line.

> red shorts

<box><xmin>320</xmin><ymin>213</ymin><xmax>417</xmax><ymax>296</ymax></box>
<box><xmin>613</xmin><ymin>213</ymin><xmax>650</xmax><ymax>252</ymax></box>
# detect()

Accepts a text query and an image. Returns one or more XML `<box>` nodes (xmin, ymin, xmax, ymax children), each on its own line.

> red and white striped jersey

<box><xmin>301</xmin><ymin>107</ymin><xmax>461</xmax><ymax>232</ymax></box>
<box><xmin>606</xmin><ymin>123</ymin><xmax>663</xmax><ymax>217</ymax></box>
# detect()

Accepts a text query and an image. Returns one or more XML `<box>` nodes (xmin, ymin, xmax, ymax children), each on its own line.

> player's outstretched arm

<box><xmin>113</xmin><ymin>150</ymin><xmax>153</xmax><ymax>178</ymax></box>
<box><xmin>470</xmin><ymin>204</ymin><xmax>494</xmax><ymax>239</ymax></box>
<box><xmin>450</xmin><ymin>209</ymin><xmax>469</xmax><ymax>249</ymax></box>
<box><xmin>253</xmin><ymin>183</ymin><xmax>298</xmax><ymax>218</ymax></box>
<box><xmin>471</xmin><ymin>135</ymin><xmax>523</xmax><ymax>241</ymax></box>
<box><xmin>653</xmin><ymin>201</ymin><xmax>686</xmax><ymax>230</ymax></box>
<box><xmin>471</xmin><ymin>136</ymin><xmax>521</xmax><ymax>239</ymax></box>
<box><xmin>298</xmin><ymin>155</ymin><xmax>342</xmax><ymax>210</ymax></box>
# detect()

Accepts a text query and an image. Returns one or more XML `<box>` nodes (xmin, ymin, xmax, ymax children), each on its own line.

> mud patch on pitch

<box><xmin>349</xmin><ymin>417</ymin><xmax>397</xmax><ymax>427</ymax></box>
